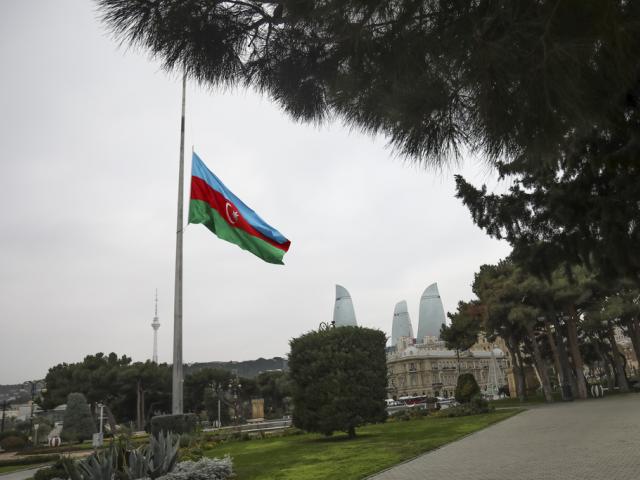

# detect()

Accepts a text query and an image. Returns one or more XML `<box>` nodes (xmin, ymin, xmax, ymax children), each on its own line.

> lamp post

<box><xmin>228</xmin><ymin>376</ymin><xmax>242</xmax><ymax>425</ymax></box>
<box><xmin>27</xmin><ymin>381</ymin><xmax>37</xmax><ymax>445</ymax></box>
<box><xmin>210</xmin><ymin>382</ymin><xmax>223</xmax><ymax>428</ymax></box>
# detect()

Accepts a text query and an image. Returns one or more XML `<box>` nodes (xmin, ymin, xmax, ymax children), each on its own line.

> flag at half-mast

<box><xmin>188</xmin><ymin>152</ymin><xmax>291</xmax><ymax>264</ymax></box>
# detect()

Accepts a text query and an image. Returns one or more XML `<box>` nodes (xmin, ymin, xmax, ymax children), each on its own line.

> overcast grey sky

<box><xmin>0</xmin><ymin>1</ymin><xmax>511</xmax><ymax>384</ymax></box>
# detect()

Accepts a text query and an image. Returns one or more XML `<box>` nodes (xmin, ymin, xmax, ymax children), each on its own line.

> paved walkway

<box><xmin>370</xmin><ymin>393</ymin><xmax>640</xmax><ymax>480</ymax></box>
<box><xmin>0</xmin><ymin>466</ymin><xmax>49</xmax><ymax>480</ymax></box>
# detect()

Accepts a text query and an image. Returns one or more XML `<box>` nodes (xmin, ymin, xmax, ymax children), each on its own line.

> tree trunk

<box><xmin>544</xmin><ymin>320</ymin><xmax>563</xmax><ymax>387</ymax></box>
<box><xmin>607</xmin><ymin>324</ymin><xmax>630</xmax><ymax>392</ymax></box>
<box><xmin>347</xmin><ymin>426</ymin><xmax>356</xmax><ymax>438</ymax></box>
<box><xmin>513</xmin><ymin>346</ymin><xmax>527</xmax><ymax>402</ymax></box>
<box><xmin>525</xmin><ymin>325</ymin><xmax>554</xmax><ymax>402</ymax></box>
<box><xmin>551</xmin><ymin>315</ymin><xmax>574</xmax><ymax>401</ymax></box>
<box><xmin>623</xmin><ymin>317</ymin><xmax>640</xmax><ymax>375</ymax></box>
<box><xmin>566</xmin><ymin>306</ymin><xmax>588</xmax><ymax>399</ymax></box>
<box><xmin>136</xmin><ymin>379</ymin><xmax>143</xmax><ymax>431</ymax></box>
<box><xmin>506</xmin><ymin>337</ymin><xmax>525</xmax><ymax>401</ymax></box>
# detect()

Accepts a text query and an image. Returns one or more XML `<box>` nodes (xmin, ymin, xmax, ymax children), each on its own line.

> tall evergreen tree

<box><xmin>61</xmin><ymin>393</ymin><xmax>95</xmax><ymax>443</ymax></box>
<box><xmin>441</xmin><ymin>301</ymin><xmax>481</xmax><ymax>373</ymax></box>
<box><xmin>97</xmin><ymin>0</ymin><xmax>640</xmax><ymax>166</ymax></box>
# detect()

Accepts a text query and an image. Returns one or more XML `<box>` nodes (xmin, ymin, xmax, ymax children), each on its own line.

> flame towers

<box><xmin>391</xmin><ymin>300</ymin><xmax>414</xmax><ymax>347</ymax></box>
<box><xmin>333</xmin><ymin>284</ymin><xmax>357</xmax><ymax>327</ymax></box>
<box><xmin>416</xmin><ymin>283</ymin><xmax>447</xmax><ymax>343</ymax></box>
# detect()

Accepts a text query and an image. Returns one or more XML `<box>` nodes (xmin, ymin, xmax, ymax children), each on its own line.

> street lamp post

<box><xmin>228</xmin><ymin>377</ymin><xmax>242</xmax><ymax>425</ymax></box>
<box><xmin>28</xmin><ymin>381</ymin><xmax>37</xmax><ymax>445</ymax></box>
<box><xmin>210</xmin><ymin>382</ymin><xmax>223</xmax><ymax>428</ymax></box>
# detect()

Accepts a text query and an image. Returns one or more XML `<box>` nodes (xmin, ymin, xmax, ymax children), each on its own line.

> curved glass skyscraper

<box><xmin>333</xmin><ymin>284</ymin><xmax>357</xmax><ymax>327</ymax></box>
<box><xmin>391</xmin><ymin>300</ymin><xmax>414</xmax><ymax>347</ymax></box>
<box><xmin>417</xmin><ymin>283</ymin><xmax>447</xmax><ymax>342</ymax></box>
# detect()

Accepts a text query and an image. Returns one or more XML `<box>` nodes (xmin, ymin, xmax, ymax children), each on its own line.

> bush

<box><xmin>289</xmin><ymin>326</ymin><xmax>388</xmax><ymax>438</ymax></box>
<box><xmin>0</xmin><ymin>430</ymin><xmax>22</xmax><ymax>442</ymax></box>
<box><xmin>434</xmin><ymin>395</ymin><xmax>494</xmax><ymax>418</ymax></box>
<box><xmin>454</xmin><ymin>373</ymin><xmax>480</xmax><ymax>403</ymax></box>
<box><xmin>34</xmin><ymin>460</ymin><xmax>68</xmax><ymax>480</ymax></box>
<box><xmin>389</xmin><ymin>406</ymin><xmax>431</xmax><ymax>422</ymax></box>
<box><xmin>158</xmin><ymin>457</ymin><xmax>233</xmax><ymax>480</ymax></box>
<box><xmin>150</xmin><ymin>414</ymin><xmax>198</xmax><ymax>437</ymax></box>
<box><xmin>0</xmin><ymin>435</ymin><xmax>27</xmax><ymax>451</ymax></box>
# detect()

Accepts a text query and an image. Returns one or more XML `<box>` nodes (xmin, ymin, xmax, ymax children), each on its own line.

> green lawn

<box><xmin>489</xmin><ymin>392</ymin><xmax>563</xmax><ymax>407</ymax></box>
<box><xmin>0</xmin><ymin>463</ymin><xmax>51</xmax><ymax>475</ymax></box>
<box><xmin>202</xmin><ymin>409</ymin><xmax>521</xmax><ymax>480</ymax></box>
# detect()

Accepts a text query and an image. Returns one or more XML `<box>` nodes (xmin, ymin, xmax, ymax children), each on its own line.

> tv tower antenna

<box><xmin>152</xmin><ymin>289</ymin><xmax>160</xmax><ymax>363</ymax></box>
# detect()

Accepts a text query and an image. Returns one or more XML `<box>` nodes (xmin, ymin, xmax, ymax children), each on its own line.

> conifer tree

<box><xmin>61</xmin><ymin>393</ymin><xmax>95</xmax><ymax>443</ymax></box>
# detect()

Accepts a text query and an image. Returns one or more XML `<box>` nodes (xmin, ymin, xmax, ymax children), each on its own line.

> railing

<box><xmin>202</xmin><ymin>418</ymin><xmax>292</xmax><ymax>435</ymax></box>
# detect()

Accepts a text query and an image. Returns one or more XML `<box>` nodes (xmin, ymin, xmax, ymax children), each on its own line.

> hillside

<box><xmin>184</xmin><ymin>356</ymin><xmax>288</xmax><ymax>378</ymax></box>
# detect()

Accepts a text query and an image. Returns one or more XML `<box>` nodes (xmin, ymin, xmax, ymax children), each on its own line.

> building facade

<box><xmin>387</xmin><ymin>338</ymin><xmax>511</xmax><ymax>399</ymax></box>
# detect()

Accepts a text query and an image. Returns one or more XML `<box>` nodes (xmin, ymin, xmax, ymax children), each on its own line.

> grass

<box><xmin>0</xmin><ymin>463</ymin><xmax>52</xmax><ymax>475</ymax></box>
<box><xmin>202</xmin><ymin>409</ymin><xmax>521</xmax><ymax>480</ymax></box>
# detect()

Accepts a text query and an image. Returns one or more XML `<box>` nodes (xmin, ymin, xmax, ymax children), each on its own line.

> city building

<box><xmin>387</xmin><ymin>338</ymin><xmax>510</xmax><ymax>398</ymax></box>
<box><xmin>387</xmin><ymin>283</ymin><xmax>511</xmax><ymax>398</ymax></box>
<box><xmin>391</xmin><ymin>301</ymin><xmax>413</xmax><ymax>347</ymax></box>
<box><xmin>333</xmin><ymin>284</ymin><xmax>357</xmax><ymax>327</ymax></box>
<box><xmin>416</xmin><ymin>283</ymin><xmax>447</xmax><ymax>343</ymax></box>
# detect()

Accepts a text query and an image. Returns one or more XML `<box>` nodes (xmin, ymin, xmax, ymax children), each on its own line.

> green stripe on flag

<box><xmin>189</xmin><ymin>199</ymin><xmax>286</xmax><ymax>265</ymax></box>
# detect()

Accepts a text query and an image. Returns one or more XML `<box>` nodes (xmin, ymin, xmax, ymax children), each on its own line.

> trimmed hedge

<box><xmin>0</xmin><ymin>435</ymin><xmax>27</xmax><ymax>451</ymax></box>
<box><xmin>150</xmin><ymin>414</ymin><xmax>198</xmax><ymax>437</ymax></box>
<box><xmin>0</xmin><ymin>430</ymin><xmax>23</xmax><ymax>442</ymax></box>
<box><xmin>0</xmin><ymin>454</ymin><xmax>60</xmax><ymax>467</ymax></box>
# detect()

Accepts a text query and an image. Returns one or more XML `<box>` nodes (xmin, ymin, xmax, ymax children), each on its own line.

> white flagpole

<box><xmin>172</xmin><ymin>72</ymin><xmax>187</xmax><ymax>414</ymax></box>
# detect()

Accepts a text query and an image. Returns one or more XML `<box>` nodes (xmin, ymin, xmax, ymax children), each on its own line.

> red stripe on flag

<box><xmin>190</xmin><ymin>176</ymin><xmax>291</xmax><ymax>252</ymax></box>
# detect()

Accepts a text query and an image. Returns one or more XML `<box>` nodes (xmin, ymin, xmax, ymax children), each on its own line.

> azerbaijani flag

<box><xmin>188</xmin><ymin>152</ymin><xmax>291</xmax><ymax>264</ymax></box>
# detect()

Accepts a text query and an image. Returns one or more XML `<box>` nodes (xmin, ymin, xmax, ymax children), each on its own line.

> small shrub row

<box><xmin>433</xmin><ymin>396</ymin><xmax>494</xmax><ymax>418</ymax></box>
<box><xmin>150</xmin><ymin>414</ymin><xmax>198</xmax><ymax>437</ymax></box>
<box><xmin>388</xmin><ymin>408</ymin><xmax>430</xmax><ymax>422</ymax></box>
<box><xmin>0</xmin><ymin>454</ymin><xmax>60</xmax><ymax>467</ymax></box>
<box><xmin>0</xmin><ymin>430</ymin><xmax>25</xmax><ymax>442</ymax></box>
<box><xmin>22</xmin><ymin>444</ymin><xmax>95</xmax><ymax>455</ymax></box>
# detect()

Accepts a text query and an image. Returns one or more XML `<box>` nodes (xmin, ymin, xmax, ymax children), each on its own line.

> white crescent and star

<box><xmin>225</xmin><ymin>202</ymin><xmax>240</xmax><ymax>224</ymax></box>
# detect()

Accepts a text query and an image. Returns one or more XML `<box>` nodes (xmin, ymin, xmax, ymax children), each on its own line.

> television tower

<box><xmin>152</xmin><ymin>289</ymin><xmax>160</xmax><ymax>363</ymax></box>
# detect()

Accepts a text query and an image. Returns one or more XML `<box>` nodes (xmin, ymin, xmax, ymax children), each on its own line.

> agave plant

<box><xmin>124</xmin><ymin>432</ymin><xmax>180</xmax><ymax>480</ymax></box>
<box><xmin>66</xmin><ymin>444</ymin><xmax>119</xmax><ymax>480</ymax></box>
<box><xmin>64</xmin><ymin>432</ymin><xmax>180</xmax><ymax>480</ymax></box>
<box><xmin>147</xmin><ymin>432</ymin><xmax>180</xmax><ymax>479</ymax></box>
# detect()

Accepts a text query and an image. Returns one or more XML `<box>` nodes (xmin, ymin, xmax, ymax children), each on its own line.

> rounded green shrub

<box><xmin>454</xmin><ymin>373</ymin><xmax>480</xmax><ymax>403</ymax></box>
<box><xmin>0</xmin><ymin>435</ymin><xmax>27</xmax><ymax>451</ymax></box>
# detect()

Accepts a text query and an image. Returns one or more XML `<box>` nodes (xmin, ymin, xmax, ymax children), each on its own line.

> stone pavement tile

<box><xmin>369</xmin><ymin>394</ymin><xmax>640</xmax><ymax>480</ymax></box>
